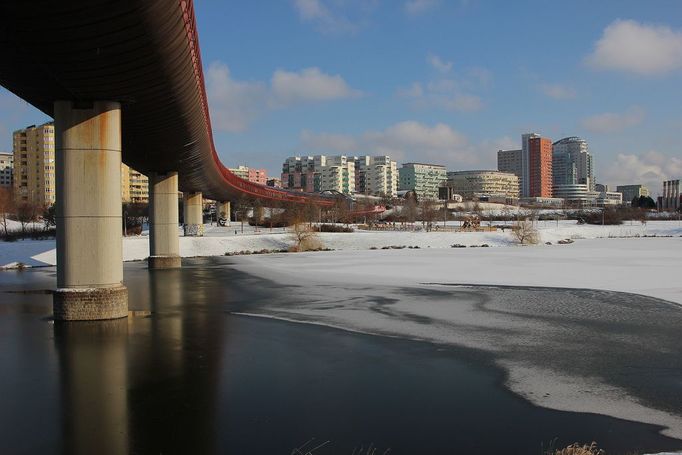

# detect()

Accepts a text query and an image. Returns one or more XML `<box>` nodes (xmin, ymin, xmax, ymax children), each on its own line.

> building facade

<box><xmin>266</xmin><ymin>178</ymin><xmax>282</xmax><ymax>188</ymax></box>
<box><xmin>616</xmin><ymin>184</ymin><xmax>650</xmax><ymax>205</ymax></box>
<box><xmin>552</xmin><ymin>137</ymin><xmax>594</xmax><ymax>191</ymax></box>
<box><xmin>528</xmin><ymin>136</ymin><xmax>553</xmax><ymax>198</ymax></box>
<box><xmin>0</xmin><ymin>152</ymin><xmax>13</xmax><ymax>189</ymax></box>
<box><xmin>355</xmin><ymin>155</ymin><xmax>398</xmax><ymax>197</ymax></box>
<box><xmin>597</xmin><ymin>191</ymin><xmax>623</xmax><ymax>207</ymax></box>
<box><xmin>13</xmin><ymin>122</ymin><xmax>55</xmax><ymax>206</ymax></box>
<box><xmin>281</xmin><ymin>156</ymin><xmax>318</xmax><ymax>192</ymax></box>
<box><xmin>446</xmin><ymin>170</ymin><xmax>519</xmax><ymax>199</ymax></box>
<box><xmin>398</xmin><ymin>163</ymin><xmax>447</xmax><ymax>199</ymax></box>
<box><xmin>521</xmin><ymin>133</ymin><xmax>539</xmax><ymax>197</ymax></box>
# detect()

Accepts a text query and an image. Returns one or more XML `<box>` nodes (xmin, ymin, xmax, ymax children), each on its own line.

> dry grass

<box><xmin>548</xmin><ymin>442</ymin><xmax>605</xmax><ymax>455</ymax></box>
<box><xmin>289</xmin><ymin>223</ymin><xmax>324</xmax><ymax>252</ymax></box>
<box><xmin>512</xmin><ymin>219</ymin><xmax>539</xmax><ymax>245</ymax></box>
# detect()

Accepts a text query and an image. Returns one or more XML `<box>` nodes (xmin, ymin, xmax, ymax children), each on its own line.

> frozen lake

<box><xmin>0</xmin><ymin>257</ymin><xmax>681</xmax><ymax>454</ymax></box>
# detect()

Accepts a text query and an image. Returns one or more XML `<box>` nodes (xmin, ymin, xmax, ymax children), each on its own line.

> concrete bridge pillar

<box><xmin>183</xmin><ymin>192</ymin><xmax>204</xmax><ymax>236</ymax></box>
<box><xmin>216</xmin><ymin>201</ymin><xmax>231</xmax><ymax>226</ymax></box>
<box><xmin>53</xmin><ymin>100</ymin><xmax>127</xmax><ymax>321</ymax></box>
<box><xmin>148</xmin><ymin>171</ymin><xmax>181</xmax><ymax>269</ymax></box>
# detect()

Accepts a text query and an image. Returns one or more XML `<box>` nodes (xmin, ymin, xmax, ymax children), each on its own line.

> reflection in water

<box><xmin>0</xmin><ymin>259</ymin><xmax>679</xmax><ymax>454</ymax></box>
<box><xmin>54</xmin><ymin>319</ymin><xmax>129</xmax><ymax>455</ymax></box>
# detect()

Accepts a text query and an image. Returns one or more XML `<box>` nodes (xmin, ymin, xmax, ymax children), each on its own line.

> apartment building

<box><xmin>398</xmin><ymin>163</ymin><xmax>447</xmax><ymax>199</ymax></box>
<box><xmin>13</xmin><ymin>122</ymin><xmax>55</xmax><ymax>206</ymax></box>
<box><xmin>355</xmin><ymin>155</ymin><xmax>398</xmax><ymax>197</ymax></box>
<box><xmin>0</xmin><ymin>152</ymin><xmax>13</xmax><ymax>189</ymax></box>
<box><xmin>121</xmin><ymin>163</ymin><xmax>149</xmax><ymax>203</ymax></box>
<box><xmin>319</xmin><ymin>155</ymin><xmax>355</xmax><ymax>194</ymax></box>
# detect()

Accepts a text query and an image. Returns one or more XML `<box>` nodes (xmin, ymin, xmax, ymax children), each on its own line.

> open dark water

<box><xmin>0</xmin><ymin>257</ymin><xmax>681</xmax><ymax>454</ymax></box>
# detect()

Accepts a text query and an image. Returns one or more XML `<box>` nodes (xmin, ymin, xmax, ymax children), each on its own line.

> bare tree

<box><xmin>512</xmin><ymin>219</ymin><xmax>539</xmax><ymax>245</ymax></box>
<box><xmin>403</xmin><ymin>196</ymin><xmax>418</xmax><ymax>224</ymax></box>
<box><xmin>419</xmin><ymin>199</ymin><xmax>438</xmax><ymax>230</ymax></box>
<box><xmin>16</xmin><ymin>200</ymin><xmax>41</xmax><ymax>235</ymax></box>
<box><xmin>0</xmin><ymin>187</ymin><xmax>15</xmax><ymax>236</ymax></box>
<box><xmin>233</xmin><ymin>196</ymin><xmax>251</xmax><ymax>233</ymax></box>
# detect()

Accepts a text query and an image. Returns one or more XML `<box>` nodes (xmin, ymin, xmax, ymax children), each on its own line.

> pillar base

<box><xmin>53</xmin><ymin>285</ymin><xmax>128</xmax><ymax>321</ymax></box>
<box><xmin>183</xmin><ymin>224</ymin><xmax>204</xmax><ymax>237</ymax></box>
<box><xmin>148</xmin><ymin>255</ymin><xmax>182</xmax><ymax>269</ymax></box>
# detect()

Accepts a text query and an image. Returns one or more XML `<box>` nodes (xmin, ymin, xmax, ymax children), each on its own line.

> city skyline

<box><xmin>0</xmin><ymin>1</ymin><xmax>681</xmax><ymax>194</ymax></box>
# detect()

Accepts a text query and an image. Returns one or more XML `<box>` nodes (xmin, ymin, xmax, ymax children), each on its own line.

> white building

<box><xmin>355</xmin><ymin>155</ymin><xmax>398</xmax><ymax>197</ymax></box>
<box><xmin>398</xmin><ymin>163</ymin><xmax>447</xmax><ymax>199</ymax></box>
<box><xmin>319</xmin><ymin>155</ymin><xmax>355</xmax><ymax>194</ymax></box>
<box><xmin>552</xmin><ymin>183</ymin><xmax>599</xmax><ymax>206</ymax></box>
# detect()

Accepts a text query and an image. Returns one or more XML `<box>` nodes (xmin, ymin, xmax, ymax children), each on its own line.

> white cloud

<box><xmin>586</xmin><ymin>19</ymin><xmax>682</xmax><ymax>75</ymax></box>
<box><xmin>600</xmin><ymin>151</ymin><xmax>682</xmax><ymax>194</ymax></box>
<box><xmin>206</xmin><ymin>62</ymin><xmax>360</xmax><ymax>132</ymax></box>
<box><xmin>581</xmin><ymin>106</ymin><xmax>645</xmax><ymax>134</ymax></box>
<box><xmin>539</xmin><ymin>83</ymin><xmax>576</xmax><ymax>100</ymax></box>
<box><xmin>404</xmin><ymin>0</ymin><xmax>440</xmax><ymax>15</ymax></box>
<box><xmin>272</xmin><ymin>67</ymin><xmax>361</xmax><ymax>105</ymax></box>
<box><xmin>427</xmin><ymin>53</ymin><xmax>453</xmax><ymax>73</ymax></box>
<box><xmin>299</xmin><ymin>121</ymin><xmax>509</xmax><ymax>168</ymax></box>
<box><xmin>206</xmin><ymin>62</ymin><xmax>268</xmax><ymax>133</ymax></box>
<box><xmin>292</xmin><ymin>0</ymin><xmax>376</xmax><ymax>34</ymax></box>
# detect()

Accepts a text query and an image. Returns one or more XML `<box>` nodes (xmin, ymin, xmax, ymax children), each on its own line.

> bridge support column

<box><xmin>183</xmin><ymin>192</ymin><xmax>204</xmax><ymax>236</ymax></box>
<box><xmin>216</xmin><ymin>201</ymin><xmax>231</xmax><ymax>227</ymax></box>
<box><xmin>148</xmin><ymin>172</ymin><xmax>181</xmax><ymax>269</ymax></box>
<box><xmin>53</xmin><ymin>100</ymin><xmax>127</xmax><ymax>321</ymax></box>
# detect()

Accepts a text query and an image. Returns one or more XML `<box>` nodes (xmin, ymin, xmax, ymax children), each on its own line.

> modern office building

<box><xmin>528</xmin><ymin>136</ymin><xmax>553</xmax><ymax>198</ymax></box>
<box><xmin>228</xmin><ymin>165</ymin><xmax>268</xmax><ymax>185</ymax></box>
<box><xmin>121</xmin><ymin>163</ymin><xmax>149</xmax><ymax>203</ymax></box>
<box><xmin>12</xmin><ymin>122</ymin><xmax>55</xmax><ymax>206</ymax></box>
<box><xmin>520</xmin><ymin>133</ymin><xmax>540</xmax><ymax>197</ymax></box>
<box><xmin>398</xmin><ymin>163</ymin><xmax>447</xmax><ymax>199</ymax></box>
<box><xmin>0</xmin><ymin>152</ymin><xmax>13</xmax><ymax>189</ymax></box>
<box><xmin>446</xmin><ymin>170</ymin><xmax>519</xmax><ymax>199</ymax></box>
<box><xmin>552</xmin><ymin>137</ymin><xmax>594</xmax><ymax>191</ymax></box>
<box><xmin>659</xmin><ymin>179</ymin><xmax>681</xmax><ymax>211</ymax></box>
<box><xmin>355</xmin><ymin>155</ymin><xmax>398</xmax><ymax>197</ymax></box>
<box><xmin>617</xmin><ymin>184</ymin><xmax>650</xmax><ymax>205</ymax></box>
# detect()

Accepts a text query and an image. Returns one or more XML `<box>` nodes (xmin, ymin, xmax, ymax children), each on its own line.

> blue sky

<box><xmin>1</xmin><ymin>0</ymin><xmax>681</xmax><ymax>194</ymax></box>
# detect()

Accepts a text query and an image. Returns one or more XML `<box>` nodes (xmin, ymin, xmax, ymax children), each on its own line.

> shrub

<box><xmin>547</xmin><ymin>442</ymin><xmax>604</xmax><ymax>455</ymax></box>
<box><xmin>512</xmin><ymin>219</ymin><xmax>539</xmax><ymax>245</ymax></box>
<box><xmin>314</xmin><ymin>224</ymin><xmax>354</xmax><ymax>233</ymax></box>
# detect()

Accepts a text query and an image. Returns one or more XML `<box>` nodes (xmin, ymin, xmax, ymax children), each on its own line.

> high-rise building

<box><xmin>398</xmin><ymin>163</ymin><xmax>447</xmax><ymax>199</ymax></box>
<box><xmin>521</xmin><ymin>133</ymin><xmax>540</xmax><ymax>197</ymax></box>
<box><xmin>528</xmin><ymin>136</ymin><xmax>553</xmax><ymax>198</ymax></box>
<box><xmin>355</xmin><ymin>155</ymin><xmax>398</xmax><ymax>197</ymax></box>
<box><xmin>552</xmin><ymin>137</ymin><xmax>594</xmax><ymax>191</ymax></box>
<box><xmin>616</xmin><ymin>184</ymin><xmax>650</xmax><ymax>205</ymax></box>
<box><xmin>446</xmin><ymin>170</ymin><xmax>519</xmax><ymax>199</ymax></box>
<box><xmin>13</xmin><ymin>122</ymin><xmax>55</xmax><ymax>206</ymax></box>
<box><xmin>0</xmin><ymin>152</ymin><xmax>13</xmax><ymax>189</ymax></box>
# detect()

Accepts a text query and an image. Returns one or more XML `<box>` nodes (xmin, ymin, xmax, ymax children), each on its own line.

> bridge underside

<box><xmin>0</xmin><ymin>0</ymin><xmax>328</xmax><ymax>205</ymax></box>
